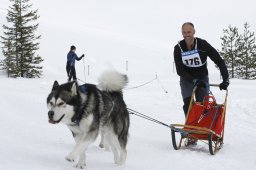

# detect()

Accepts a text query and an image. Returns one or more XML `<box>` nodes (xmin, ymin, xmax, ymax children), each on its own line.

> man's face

<box><xmin>182</xmin><ymin>24</ymin><xmax>195</xmax><ymax>44</ymax></box>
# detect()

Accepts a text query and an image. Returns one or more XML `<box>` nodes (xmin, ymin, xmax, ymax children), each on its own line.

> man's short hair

<box><xmin>182</xmin><ymin>22</ymin><xmax>194</xmax><ymax>28</ymax></box>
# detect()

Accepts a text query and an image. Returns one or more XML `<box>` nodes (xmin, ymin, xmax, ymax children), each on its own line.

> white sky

<box><xmin>0</xmin><ymin>0</ymin><xmax>256</xmax><ymax>78</ymax></box>
<box><xmin>0</xmin><ymin>0</ymin><xmax>256</xmax><ymax>50</ymax></box>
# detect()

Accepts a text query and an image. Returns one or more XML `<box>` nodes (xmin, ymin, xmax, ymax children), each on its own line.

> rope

<box><xmin>77</xmin><ymin>78</ymin><xmax>85</xmax><ymax>83</ymax></box>
<box><xmin>77</xmin><ymin>72</ymin><xmax>168</xmax><ymax>95</ymax></box>
<box><xmin>125</xmin><ymin>75</ymin><xmax>157</xmax><ymax>89</ymax></box>
<box><xmin>76</xmin><ymin>76</ymin><xmax>156</xmax><ymax>87</ymax></box>
<box><xmin>125</xmin><ymin>73</ymin><xmax>168</xmax><ymax>94</ymax></box>
<box><xmin>128</xmin><ymin>108</ymin><xmax>170</xmax><ymax>128</ymax></box>
<box><xmin>156</xmin><ymin>74</ymin><xmax>168</xmax><ymax>93</ymax></box>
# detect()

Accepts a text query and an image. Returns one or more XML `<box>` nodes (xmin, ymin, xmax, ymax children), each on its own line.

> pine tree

<box><xmin>219</xmin><ymin>25</ymin><xmax>240</xmax><ymax>78</ymax></box>
<box><xmin>236</xmin><ymin>22</ymin><xmax>256</xmax><ymax>80</ymax></box>
<box><xmin>1</xmin><ymin>0</ymin><xmax>43</xmax><ymax>78</ymax></box>
<box><xmin>1</xmin><ymin>38</ymin><xmax>17</xmax><ymax>77</ymax></box>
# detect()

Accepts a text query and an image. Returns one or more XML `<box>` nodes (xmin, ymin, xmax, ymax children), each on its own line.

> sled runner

<box><xmin>170</xmin><ymin>84</ymin><xmax>228</xmax><ymax>155</ymax></box>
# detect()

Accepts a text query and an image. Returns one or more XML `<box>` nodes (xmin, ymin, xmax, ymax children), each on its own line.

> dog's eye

<box><xmin>58</xmin><ymin>102</ymin><xmax>64</xmax><ymax>106</ymax></box>
<box><xmin>49</xmin><ymin>102</ymin><xmax>54</xmax><ymax>106</ymax></box>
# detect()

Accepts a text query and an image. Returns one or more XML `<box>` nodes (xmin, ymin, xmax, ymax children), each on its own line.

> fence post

<box><xmin>126</xmin><ymin>60</ymin><xmax>128</xmax><ymax>72</ymax></box>
<box><xmin>88</xmin><ymin>65</ymin><xmax>90</xmax><ymax>76</ymax></box>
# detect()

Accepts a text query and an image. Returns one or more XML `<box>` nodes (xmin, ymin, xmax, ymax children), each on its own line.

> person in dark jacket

<box><xmin>66</xmin><ymin>45</ymin><xmax>84</xmax><ymax>81</ymax></box>
<box><xmin>174</xmin><ymin>22</ymin><xmax>229</xmax><ymax>117</ymax></box>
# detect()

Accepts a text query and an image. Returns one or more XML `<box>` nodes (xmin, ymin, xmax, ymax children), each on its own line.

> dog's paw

<box><xmin>114</xmin><ymin>158</ymin><xmax>121</xmax><ymax>165</ymax></box>
<box><xmin>65</xmin><ymin>153</ymin><xmax>75</xmax><ymax>162</ymax></box>
<box><xmin>74</xmin><ymin>163</ymin><xmax>86</xmax><ymax>169</ymax></box>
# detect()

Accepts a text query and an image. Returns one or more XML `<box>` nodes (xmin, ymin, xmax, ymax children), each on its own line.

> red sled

<box><xmin>170</xmin><ymin>84</ymin><xmax>228</xmax><ymax>155</ymax></box>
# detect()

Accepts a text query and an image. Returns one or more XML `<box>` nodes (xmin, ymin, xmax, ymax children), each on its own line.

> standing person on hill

<box><xmin>173</xmin><ymin>22</ymin><xmax>230</xmax><ymax>117</ymax></box>
<box><xmin>66</xmin><ymin>45</ymin><xmax>85</xmax><ymax>81</ymax></box>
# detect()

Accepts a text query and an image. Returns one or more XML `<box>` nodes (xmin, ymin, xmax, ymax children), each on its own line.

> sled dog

<box><xmin>46</xmin><ymin>70</ymin><xmax>130</xmax><ymax>169</ymax></box>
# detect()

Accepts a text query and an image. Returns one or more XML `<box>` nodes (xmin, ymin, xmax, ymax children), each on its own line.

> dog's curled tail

<box><xmin>98</xmin><ymin>70</ymin><xmax>128</xmax><ymax>92</ymax></box>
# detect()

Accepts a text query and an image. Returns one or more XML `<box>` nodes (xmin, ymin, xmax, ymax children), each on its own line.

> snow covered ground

<box><xmin>1</xmin><ymin>67</ymin><xmax>256</xmax><ymax>170</ymax></box>
<box><xmin>1</xmin><ymin>0</ymin><xmax>256</xmax><ymax>169</ymax></box>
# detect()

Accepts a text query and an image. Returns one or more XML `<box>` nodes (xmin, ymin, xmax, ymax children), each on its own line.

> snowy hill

<box><xmin>1</xmin><ymin>0</ymin><xmax>256</xmax><ymax>169</ymax></box>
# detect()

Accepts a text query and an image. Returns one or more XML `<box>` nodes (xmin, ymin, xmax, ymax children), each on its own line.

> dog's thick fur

<box><xmin>47</xmin><ymin>70</ymin><xmax>130</xmax><ymax>169</ymax></box>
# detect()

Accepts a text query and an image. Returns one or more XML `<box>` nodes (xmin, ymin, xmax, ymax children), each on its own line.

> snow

<box><xmin>1</xmin><ymin>0</ymin><xmax>256</xmax><ymax>169</ymax></box>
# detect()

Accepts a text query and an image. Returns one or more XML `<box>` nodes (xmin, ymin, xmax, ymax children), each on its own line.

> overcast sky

<box><xmin>0</xmin><ymin>0</ymin><xmax>256</xmax><ymax>52</ymax></box>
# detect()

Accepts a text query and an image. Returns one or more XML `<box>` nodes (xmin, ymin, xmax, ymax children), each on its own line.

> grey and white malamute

<box><xmin>46</xmin><ymin>70</ymin><xmax>130</xmax><ymax>169</ymax></box>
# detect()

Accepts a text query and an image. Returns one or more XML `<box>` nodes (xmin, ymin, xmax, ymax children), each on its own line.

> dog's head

<box><xmin>47</xmin><ymin>81</ymin><xmax>80</xmax><ymax>124</ymax></box>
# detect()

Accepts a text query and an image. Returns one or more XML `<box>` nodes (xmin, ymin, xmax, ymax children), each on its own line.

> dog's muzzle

<box><xmin>48</xmin><ymin>111</ymin><xmax>65</xmax><ymax>124</ymax></box>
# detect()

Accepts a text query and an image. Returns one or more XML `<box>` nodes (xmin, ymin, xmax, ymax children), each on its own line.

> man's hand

<box><xmin>219</xmin><ymin>80</ymin><xmax>229</xmax><ymax>90</ymax></box>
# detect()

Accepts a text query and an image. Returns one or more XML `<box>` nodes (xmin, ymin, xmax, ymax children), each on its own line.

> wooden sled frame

<box><xmin>170</xmin><ymin>84</ymin><xmax>228</xmax><ymax>155</ymax></box>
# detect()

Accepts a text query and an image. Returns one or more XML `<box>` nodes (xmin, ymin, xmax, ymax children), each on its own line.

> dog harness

<box><xmin>68</xmin><ymin>84</ymin><xmax>89</xmax><ymax>126</ymax></box>
<box><xmin>79</xmin><ymin>84</ymin><xmax>88</xmax><ymax>94</ymax></box>
<box><xmin>178</xmin><ymin>38</ymin><xmax>206</xmax><ymax>68</ymax></box>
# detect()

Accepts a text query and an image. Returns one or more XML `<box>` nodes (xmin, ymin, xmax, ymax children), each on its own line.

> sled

<box><xmin>170</xmin><ymin>84</ymin><xmax>228</xmax><ymax>155</ymax></box>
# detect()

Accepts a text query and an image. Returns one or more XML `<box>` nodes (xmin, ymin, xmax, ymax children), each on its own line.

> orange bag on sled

<box><xmin>170</xmin><ymin>84</ymin><xmax>228</xmax><ymax>155</ymax></box>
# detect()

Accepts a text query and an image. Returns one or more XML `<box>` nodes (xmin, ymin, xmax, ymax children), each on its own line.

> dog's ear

<box><xmin>52</xmin><ymin>80</ymin><xmax>59</xmax><ymax>90</ymax></box>
<box><xmin>71</xmin><ymin>81</ymin><xmax>78</xmax><ymax>96</ymax></box>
